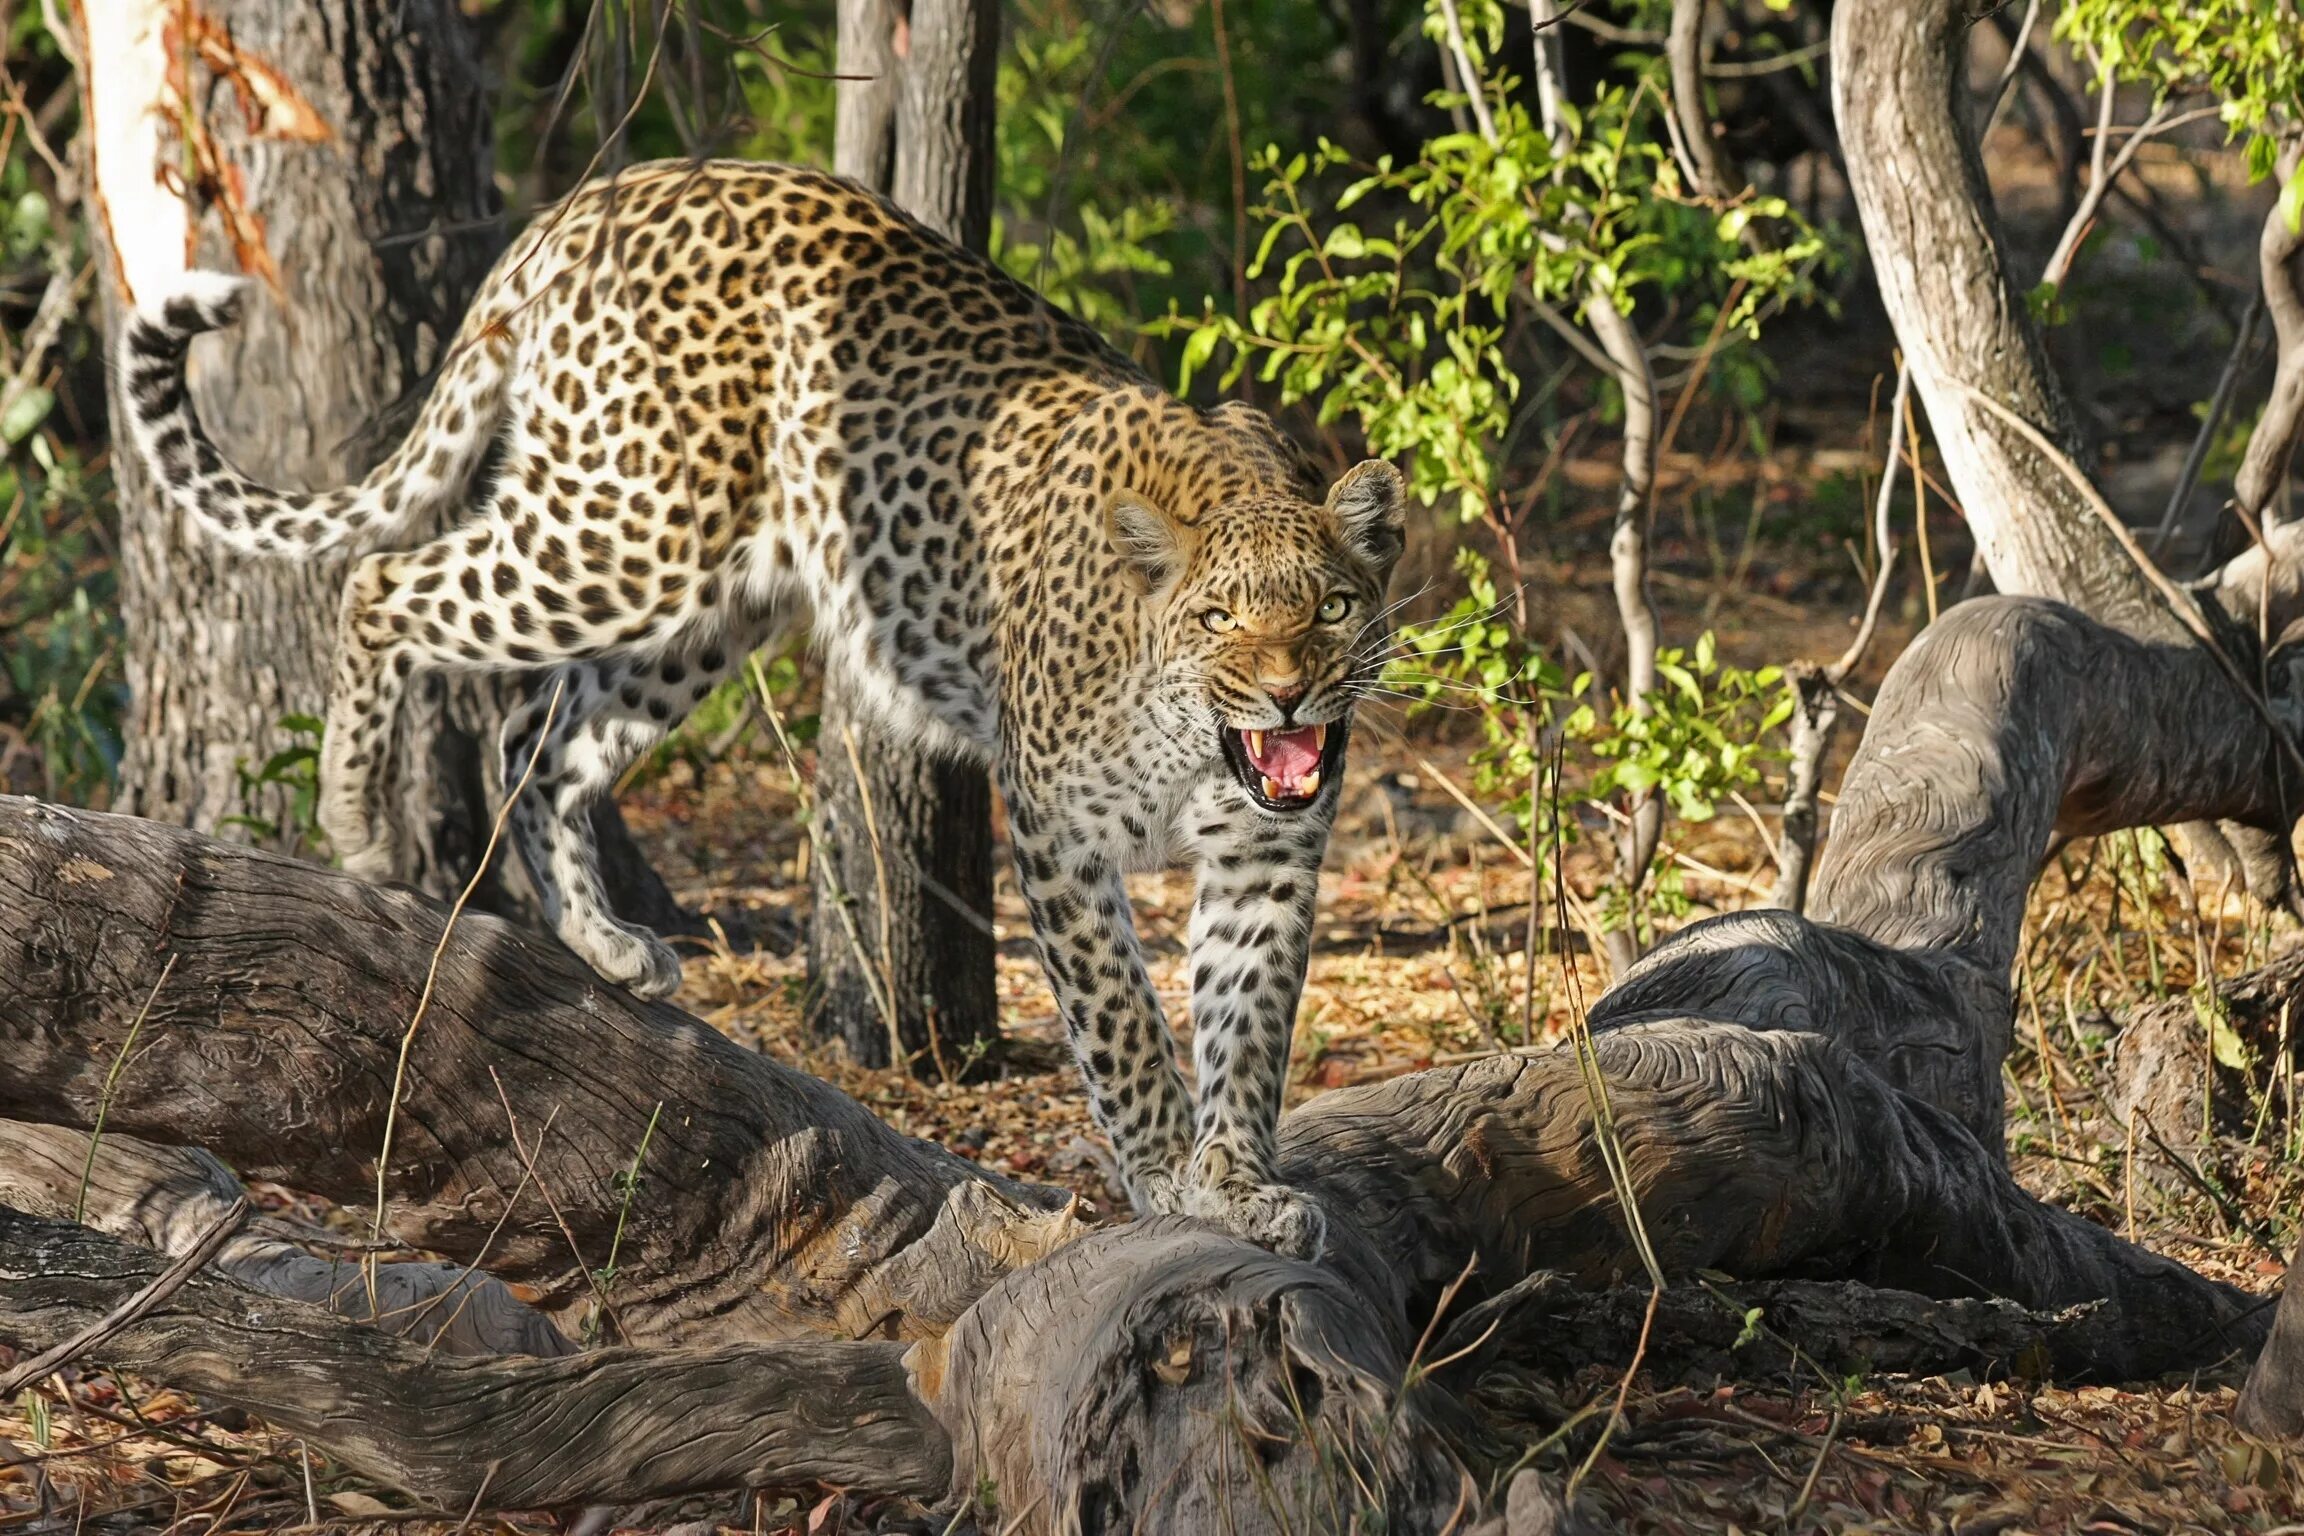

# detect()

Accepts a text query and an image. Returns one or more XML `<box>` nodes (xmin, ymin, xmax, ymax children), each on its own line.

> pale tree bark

<box><xmin>2235</xmin><ymin>140</ymin><xmax>2304</xmax><ymax>535</ymax></box>
<box><xmin>808</xmin><ymin>0</ymin><xmax>1003</xmax><ymax>1074</ymax></box>
<box><xmin>77</xmin><ymin>0</ymin><xmax>676</xmax><ymax>923</ymax></box>
<box><xmin>1526</xmin><ymin>0</ymin><xmax>1662</xmax><ymax>975</ymax></box>
<box><xmin>1831</xmin><ymin>0</ymin><xmax>2169</xmax><ymax>640</ymax></box>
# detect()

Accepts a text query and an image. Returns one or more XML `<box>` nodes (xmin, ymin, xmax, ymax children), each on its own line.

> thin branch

<box><xmin>1433</xmin><ymin>0</ymin><xmax>1498</xmax><ymax>146</ymax></box>
<box><xmin>1834</xmin><ymin>363</ymin><xmax>1911</xmax><ymax>682</ymax></box>
<box><xmin>0</xmin><ymin>1198</ymin><xmax>249</xmax><ymax>1396</ymax></box>
<box><xmin>2042</xmin><ymin>99</ymin><xmax>2221</xmax><ymax>291</ymax></box>
<box><xmin>1704</xmin><ymin>40</ymin><xmax>1828</xmax><ymax>79</ymax></box>
<box><xmin>1667</xmin><ymin>0</ymin><xmax>1736</xmax><ymax>202</ymax></box>
<box><xmin>1980</xmin><ymin>0</ymin><xmax>2041</xmax><ymax>143</ymax></box>
<box><xmin>2153</xmin><ymin>292</ymin><xmax>2263</xmax><ymax>557</ymax></box>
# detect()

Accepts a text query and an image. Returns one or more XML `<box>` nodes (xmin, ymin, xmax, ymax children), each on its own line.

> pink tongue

<box><xmin>1250</xmin><ymin>726</ymin><xmax>1323</xmax><ymax>788</ymax></box>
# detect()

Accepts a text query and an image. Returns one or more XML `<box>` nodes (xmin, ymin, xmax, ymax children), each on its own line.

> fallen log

<box><xmin>0</xmin><ymin>1205</ymin><xmax>951</xmax><ymax>1506</ymax></box>
<box><xmin>2</xmin><ymin>596</ymin><xmax>2298</xmax><ymax>1527</ymax></box>
<box><xmin>0</xmin><ymin>1121</ymin><xmax>574</xmax><ymax>1358</ymax></box>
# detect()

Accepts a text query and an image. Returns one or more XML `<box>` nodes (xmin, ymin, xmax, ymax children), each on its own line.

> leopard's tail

<box><xmin>117</xmin><ymin>270</ymin><xmax>514</xmax><ymax>557</ymax></box>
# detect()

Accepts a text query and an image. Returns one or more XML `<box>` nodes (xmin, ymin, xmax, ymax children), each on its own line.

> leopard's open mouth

<box><xmin>1219</xmin><ymin>718</ymin><xmax>1349</xmax><ymax>812</ymax></box>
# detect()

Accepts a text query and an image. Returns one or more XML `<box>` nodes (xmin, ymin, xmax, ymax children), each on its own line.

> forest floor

<box><xmin>8</xmin><ymin>483</ymin><xmax>2304</xmax><ymax>1535</ymax></box>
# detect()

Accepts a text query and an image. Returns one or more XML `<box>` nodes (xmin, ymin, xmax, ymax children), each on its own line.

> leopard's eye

<box><xmin>1202</xmin><ymin>609</ymin><xmax>1238</xmax><ymax>634</ymax></box>
<box><xmin>1316</xmin><ymin>593</ymin><xmax>1351</xmax><ymax>624</ymax></box>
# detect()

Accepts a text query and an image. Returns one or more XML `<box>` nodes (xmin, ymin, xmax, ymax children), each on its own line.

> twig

<box><xmin>1906</xmin><ymin>378</ymin><xmax>1936</xmax><ymax>625</ymax></box>
<box><xmin>1785</xmin><ymin>1406</ymin><xmax>1842</xmax><ymax>1524</ymax></box>
<box><xmin>1981</xmin><ymin>0</ymin><xmax>2040</xmax><ymax>144</ymax></box>
<box><xmin>0</xmin><ymin>259</ymin><xmax>84</xmax><ymax>431</ymax></box>
<box><xmin>0</xmin><ymin>1198</ymin><xmax>249</xmax><ymax>1395</ymax></box>
<box><xmin>485</xmin><ymin>1072</ymin><xmax>620</xmax><ymax>1335</ymax></box>
<box><xmin>451</xmin><ymin>1460</ymin><xmax>499</xmax><ymax>1535</ymax></box>
<box><xmin>1432</xmin><ymin>0</ymin><xmax>1498</xmax><ymax>146</ymax></box>
<box><xmin>839</xmin><ymin>722</ymin><xmax>908</xmax><ymax>1070</ymax></box>
<box><xmin>2153</xmin><ymin>293</ymin><xmax>2263</xmax><ymax>556</ymax></box>
<box><xmin>1704</xmin><ymin>40</ymin><xmax>1827</xmax><ymax>79</ymax></box>
<box><xmin>1568</xmin><ymin>1281</ymin><xmax>1661</xmax><ymax>1495</ymax></box>
<box><xmin>73</xmin><ymin>953</ymin><xmax>178</xmax><ymax>1222</ymax></box>
<box><xmin>2041</xmin><ymin>97</ymin><xmax>2219</xmax><ymax>292</ymax></box>
<box><xmin>1836</xmin><ymin>363</ymin><xmax>1910</xmax><ymax>679</ymax></box>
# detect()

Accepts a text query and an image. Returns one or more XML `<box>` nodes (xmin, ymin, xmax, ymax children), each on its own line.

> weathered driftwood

<box><xmin>0</xmin><ymin>1206</ymin><xmax>951</xmax><ymax>1506</ymax></box>
<box><xmin>0</xmin><ymin>794</ymin><xmax>1074</xmax><ymax>1347</ymax></box>
<box><xmin>3</xmin><ymin>593</ymin><xmax>2300</xmax><ymax>1522</ymax></box>
<box><xmin>0</xmin><ymin>1122</ymin><xmax>573</xmax><ymax>1358</ymax></box>
<box><xmin>1452</xmin><ymin>1276</ymin><xmax>2121</xmax><ymax>1386</ymax></box>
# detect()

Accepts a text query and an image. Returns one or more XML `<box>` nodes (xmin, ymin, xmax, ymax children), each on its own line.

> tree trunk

<box><xmin>83</xmin><ymin>0</ymin><xmax>497</xmax><ymax>894</ymax></box>
<box><xmin>809</xmin><ymin>0</ymin><xmax>1002</xmax><ymax>1073</ymax></box>
<box><xmin>77</xmin><ymin>0</ymin><xmax>678</xmax><ymax>924</ymax></box>
<box><xmin>1830</xmin><ymin>0</ymin><xmax>2170</xmax><ymax>641</ymax></box>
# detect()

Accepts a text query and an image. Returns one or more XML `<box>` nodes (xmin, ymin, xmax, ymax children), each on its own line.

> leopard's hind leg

<box><xmin>499</xmin><ymin>638</ymin><xmax>755</xmax><ymax>997</ymax></box>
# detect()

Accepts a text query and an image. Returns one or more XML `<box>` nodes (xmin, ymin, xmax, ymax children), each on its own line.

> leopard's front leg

<box><xmin>1006</xmin><ymin>803</ymin><xmax>1196</xmax><ymax>1215</ymax></box>
<box><xmin>1180</xmin><ymin>799</ymin><xmax>1332</xmax><ymax>1258</ymax></box>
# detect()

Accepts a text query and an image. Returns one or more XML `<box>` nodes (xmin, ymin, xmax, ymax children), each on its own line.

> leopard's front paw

<box><xmin>1126</xmin><ymin>1165</ymin><xmax>1192</xmax><ymax>1220</ymax></box>
<box><xmin>564</xmin><ymin>916</ymin><xmax>685</xmax><ymax>999</ymax></box>
<box><xmin>1186</xmin><ymin>1180</ymin><xmax>1328</xmax><ymax>1261</ymax></box>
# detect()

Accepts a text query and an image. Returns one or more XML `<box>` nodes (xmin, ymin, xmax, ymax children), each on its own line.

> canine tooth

<box><xmin>1313</xmin><ymin>723</ymin><xmax>1327</xmax><ymax>749</ymax></box>
<box><xmin>1262</xmin><ymin>775</ymin><xmax>1283</xmax><ymax>800</ymax></box>
<box><xmin>1248</xmin><ymin>730</ymin><xmax>1265</xmax><ymax>759</ymax></box>
<box><xmin>1301</xmin><ymin>769</ymin><xmax>1321</xmax><ymax>797</ymax></box>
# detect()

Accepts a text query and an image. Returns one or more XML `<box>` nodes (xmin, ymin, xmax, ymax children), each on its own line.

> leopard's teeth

<box><xmin>1301</xmin><ymin>769</ymin><xmax>1322</xmax><ymax>797</ymax></box>
<box><xmin>1248</xmin><ymin>729</ymin><xmax>1265</xmax><ymax>760</ymax></box>
<box><xmin>1313</xmin><ymin>723</ymin><xmax>1327</xmax><ymax>750</ymax></box>
<box><xmin>1262</xmin><ymin>774</ymin><xmax>1284</xmax><ymax>800</ymax></box>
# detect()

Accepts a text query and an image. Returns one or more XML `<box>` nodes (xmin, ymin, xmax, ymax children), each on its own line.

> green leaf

<box><xmin>0</xmin><ymin>386</ymin><xmax>54</xmax><ymax>446</ymax></box>
<box><xmin>1178</xmin><ymin>325</ymin><xmax>1221</xmax><ymax>393</ymax></box>
<box><xmin>2248</xmin><ymin>133</ymin><xmax>2279</xmax><ymax>184</ymax></box>
<box><xmin>2281</xmin><ymin>164</ymin><xmax>2304</xmax><ymax>236</ymax></box>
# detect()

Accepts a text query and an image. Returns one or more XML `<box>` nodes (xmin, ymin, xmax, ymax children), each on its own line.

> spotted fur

<box><xmin>117</xmin><ymin>160</ymin><xmax>1406</xmax><ymax>1256</ymax></box>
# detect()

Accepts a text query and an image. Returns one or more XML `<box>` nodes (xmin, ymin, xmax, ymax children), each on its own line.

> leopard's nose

<box><xmin>1264</xmin><ymin>678</ymin><xmax>1307</xmax><ymax>716</ymax></box>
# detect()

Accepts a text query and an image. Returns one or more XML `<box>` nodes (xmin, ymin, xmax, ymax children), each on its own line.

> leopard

<box><xmin>116</xmin><ymin>159</ymin><xmax>1406</xmax><ymax>1257</ymax></box>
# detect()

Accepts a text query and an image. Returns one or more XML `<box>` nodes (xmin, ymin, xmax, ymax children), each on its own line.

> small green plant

<box><xmin>18</xmin><ymin>1388</ymin><xmax>49</xmax><ymax>1450</ymax></box>
<box><xmin>1390</xmin><ymin>553</ymin><xmax>1790</xmax><ymax>945</ymax></box>
<box><xmin>1</xmin><ymin>441</ymin><xmax>124</xmax><ymax>803</ymax></box>
<box><xmin>584</xmin><ymin>1098</ymin><xmax>663</xmax><ymax>1346</ymax></box>
<box><xmin>1569</xmin><ymin>633</ymin><xmax>1791</xmax><ymax>830</ymax></box>
<box><xmin>220</xmin><ymin>712</ymin><xmax>327</xmax><ymax>853</ymax></box>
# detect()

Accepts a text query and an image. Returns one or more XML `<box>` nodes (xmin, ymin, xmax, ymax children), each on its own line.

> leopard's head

<box><xmin>1112</xmin><ymin>460</ymin><xmax>1407</xmax><ymax>812</ymax></box>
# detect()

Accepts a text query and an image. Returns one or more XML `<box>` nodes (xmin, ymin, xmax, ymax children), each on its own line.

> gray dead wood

<box><xmin>1454</xmin><ymin>1277</ymin><xmax>2119</xmax><ymax>1385</ymax></box>
<box><xmin>0</xmin><ymin>596</ymin><xmax>2284</xmax><ymax>1527</ymax></box>
<box><xmin>2</xmin><ymin>591</ymin><xmax>2297</xmax><ymax>1527</ymax></box>
<box><xmin>0</xmin><ymin>792</ymin><xmax>1074</xmax><ymax>1347</ymax></box>
<box><xmin>0</xmin><ymin>1122</ymin><xmax>573</xmax><ymax>1358</ymax></box>
<box><xmin>0</xmin><ymin>1205</ymin><xmax>948</xmax><ymax>1506</ymax></box>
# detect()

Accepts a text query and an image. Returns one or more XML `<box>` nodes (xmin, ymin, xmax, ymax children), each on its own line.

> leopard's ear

<box><xmin>1328</xmin><ymin>460</ymin><xmax>1406</xmax><ymax>570</ymax></box>
<box><xmin>1107</xmin><ymin>489</ymin><xmax>1196</xmax><ymax>593</ymax></box>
